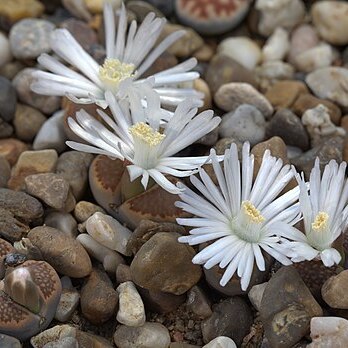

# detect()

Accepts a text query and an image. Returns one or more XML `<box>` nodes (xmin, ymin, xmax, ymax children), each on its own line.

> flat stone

<box><xmin>266</xmin><ymin>108</ymin><xmax>309</xmax><ymax>150</ymax></box>
<box><xmin>9</xmin><ymin>19</ymin><xmax>55</xmax><ymax>60</ymax></box>
<box><xmin>54</xmin><ymin>288</ymin><xmax>80</xmax><ymax>323</ymax></box>
<box><xmin>13</xmin><ymin>104</ymin><xmax>46</xmax><ymax>142</ymax></box>
<box><xmin>0</xmin><ymin>188</ymin><xmax>43</xmax><ymax>223</ymax></box>
<box><xmin>0</xmin><ymin>207</ymin><xmax>29</xmax><ymax>242</ymax></box>
<box><xmin>56</xmin><ymin>151</ymin><xmax>94</xmax><ymax>200</ymax></box>
<box><xmin>0</xmin><ymin>155</ymin><xmax>10</xmax><ymax>188</ymax></box>
<box><xmin>260</xmin><ymin>266</ymin><xmax>322</xmax><ymax>348</ymax></box>
<box><xmin>219</xmin><ymin>104</ymin><xmax>266</xmax><ymax>146</ymax></box>
<box><xmin>201</xmin><ymin>297</ymin><xmax>253</xmax><ymax>346</ymax></box>
<box><xmin>215</xmin><ymin>82</ymin><xmax>273</xmax><ymax>118</ymax></box>
<box><xmin>25</xmin><ymin>173</ymin><xmax>70</xmax><ymax>210</ymax></box>
<box><xmin>0</xmin><ymin>76</ymin><xmax>16</xmax><ymax>122</ymax></box>
<box><xmin>8</xmin><ymin>149</ymin><xmax>58</xmax><ymax>191</ymax></box>
<box><xmin>322</xmin><ymin>270</ymin><xmax>348</xmax><ymax>309</ymax></box>
<box><xmin>206</xmin><ymin>55</ymin><xmax>258</xmax><ymax>95</ymax></box>
<box><xmin>80</xmin><ymin>268</ymin><xmax>118</xmax><ymax>325</ymax></box>
<box><xmin>130</xmin><ymin>232</ymin><xmax>201</xmax><ymax>295</ymax></box>
<box><xmin>28</xmin><ymin>226</ymin><xmax>92</xmax><ymax>278</ymax></box>
<box><xmin>114</xmin><ymin>322</ymin><xmax>170</xmax><ymax>348</ymax></box>
<box><xmin>12</xmin><ymin>68</ymin><xmax>61</xmax><ymax>115</ymax></box>
<box><xmin>116</xmin><ymin>281</ymin><xmax>145</xmax><ymax>327</ymax></box>
<box><xmin>0</xmin><ymin>138</ymin><xmax>28</xmax><ymax>166</ymax></box>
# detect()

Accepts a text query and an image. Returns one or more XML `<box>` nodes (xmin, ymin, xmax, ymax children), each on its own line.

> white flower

<box><xmin>284</xmin><ymin>159</ymin><xmax>348</xmax><ymax>267</ymax></box>
<box><xmin>66</xmin><ymin>91</ymin><xmax>221</xmax><ymax>194</ymax></box>
<box><xmin>176</xmin><ymin>143</ymin><xmax>303</xmax><ymax>291</ymax></box>
<box><xmin>31</xmin><ymin>2</ymin><xmax>202</xmax><ymax>108</ymax></box>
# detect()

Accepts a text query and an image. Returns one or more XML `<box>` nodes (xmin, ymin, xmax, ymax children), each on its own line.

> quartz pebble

<box><xmin>175</xmin><ymin>0</ymin><xmax>251</xmax><ymax>35</ymax></box>
<box><xmin>0</xmin><ymin>76</ymin><xmax>17</xmax><ymax>122</ymax></box>
<box><xmin>262</xmin><ymin>27</ymin><xmax>289</xmax><ymax>62</ymax></box>
<box><xmin>12</xmin><ymin>68</ymin><xmax>61</xmax><ymax>115</ymax></box>
<box><xmin>306</xmin><ymin>67</ymin><xmax>348</xmax><ymax>108</ymax></box>
<box><xmin>203</xmin><ymin>337</ymin><xmax>237</xmax><ymax>348</ymax></box>
<box><xmin>308</xmin><ymin>317</ymin><xmax>348</xmax><ymax>347</ymax></box>
<box><xmin>116</xmin><ymin>281</ymin><xmax>146</xmax><ymax>327</ymax></box>
<box><xmin>80</xmin><ymin>268</ymin><xmax>118</xmax><ymax>325</ymax></box>
<box><xmin>215</xmin><ymin>82</ymin><xmax>273</xmax><ymax>118</ymax></box>
<box><xmin>255</xmin><ymin>0</ymin><xmax>305</xmax><ymax>36</ymax></box>
<box><xmin>114</xmin><ymin>322</ymin><xmax>171</xmax><ymax>348</ymax></box>
<box><xmin>0</xmin><ymin>32</ymin><xmax>12</xmax><ymax>67</ymax></box>
<box><xmin>219</xmin><ymin>104</ymin><xmax>266</xmax><ymax>146</ymax></box>
<box><xmin>33</xmin><ymin>110</ymin><xmax>67</xmax><ymax>153</ymax></box>
<box><xmin>9</xmin><ymin>19</ymin><xmax>55</xmax><ymax>60</ymax></box>
<box><xmin>217</xmin><ymin>37</ymin><xmax>261</xmax><ymax>70</ymax></box>
<box><xmin>311</xmin><ymin>1</ymin><xmax>348</xmax><ymax>45</ymax></box>
<box><xmin>86</xmin><ymin>212</ymin><xmax>132</xmax><ymax>256</ymax></box>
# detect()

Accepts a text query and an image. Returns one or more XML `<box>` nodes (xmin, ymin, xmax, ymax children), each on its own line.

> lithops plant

<box><xmin>0</xmin><ymin>260</ymin><xmax>61</xmax><ymax>341</ymax></box>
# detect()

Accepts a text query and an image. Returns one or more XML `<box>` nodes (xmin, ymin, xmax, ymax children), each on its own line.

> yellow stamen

<box><xmin>242</xmin><ymin>201</ymin><xmax>265</xmax><ymax>224</ymax></box>
<box><xmin>99</xmin><ymin>58</ymin><xmax>135</xmax><ymax>88</ymax></box>
<box><xmin>312</xmin><ymin>212</ymin><xmax>329</xmax><ymax>231</ymax></box>
<box><xmin>129</xmin><ymin>122</ymin><xmax>165</xmax><ymax>147</ymax></box>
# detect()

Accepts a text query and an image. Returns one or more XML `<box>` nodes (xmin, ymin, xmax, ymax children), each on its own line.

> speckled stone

<box><xmin>9</xmin><ymin>19</ymin><xmax>55</xmax><ymax>59</ymax></box>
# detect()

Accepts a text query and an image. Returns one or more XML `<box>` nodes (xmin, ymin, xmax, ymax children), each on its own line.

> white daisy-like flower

<box><xmin>176</xmin><ymin>143</ymin><xmax>303</xmax><ymax>291</ymax></box>
<box><xmin>31</xmin><ymin>2</ymin><xmax>202</xmax><ymax>108</ymax></box>
<box><xmin>284</xmin><ymin>159</ymin><xmax>348</xmax><ymax>267</ymax></box>
<box><xmin>66</xmin><ymin>91</ymin><xmax>221</xmax><ymax>194</ymax></box>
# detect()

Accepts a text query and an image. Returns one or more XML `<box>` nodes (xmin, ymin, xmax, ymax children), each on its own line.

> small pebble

<box><xmin>186</xmin><ymin>286</ymin><xmax>212</xmax><ymax>319</ymax></box>
<box><xmin>248</xmin><ymin>282</ymin><xmax>268</xmax><ymax>311</ymax></box>
<box><xmin>62</xmin><ymin>0</ymin><xmax>91</xmax><ymax>21</ymax></box>
<box><xmin>44</xmin><ymin>212</ymin><xmax>77</xmax><ymax>238</ymax></box>
<box><xmin>0</xmin><ymin>32</ymin><xmax>12</xmax><ymax>68</ymax></box>
<box><xmin>9</xmin><ymin>19</ymin><xmax>55</xmax><ymax>60</ymax></box>
<box><xmin>262</xmin><ymin>27</ymin><xmax>290</xmax><ymax>62</ymax></box>
<box><xmin>0</xmin><ymin>138</ymin><xmax>28</xmax><ymax>166</ymax></box>
<box><xmin>0</xmin><ymin>119</ymin><xmax>13</xmax><ymax>138</ymax></box>
<box><xmin>321</xmin><ymin>270</ymin><xmax>348</xmax><ymax>309</ymax></box>
<box><xmin>0</xmin><ymin>155</ymin><xmax>10</xmax><ymax>188</ymax></box>
<box><xmin>203</xmin><ymin>336</ymin><xmax>237</xmax><ymax>348</ymax></box>
<box><xmin>74</xmin><ymin>200</ymin><xmax>105</xmax><ymax>223</ymax></box>
<box><xmin>55</xmin><ymin>287</ymin><xmax>80</xmax><ymax>323</ymax></box>
<box><xmin>0</xmin><ymin>76</ymin><xmax>17</xmax><ymax>122</ymax></box>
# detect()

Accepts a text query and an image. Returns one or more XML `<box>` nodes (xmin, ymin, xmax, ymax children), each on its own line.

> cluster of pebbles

<box><xmin>1</xmin><ymin>0</ymin><xmax>348</xmax><ymax>347</ymax></box>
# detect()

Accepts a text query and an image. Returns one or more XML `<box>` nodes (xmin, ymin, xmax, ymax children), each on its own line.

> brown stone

<box><xmin>322</xmin><ymin>270</ymin><xmax>348</xmax><ymax>309</ymax></box>
<box><xmin>0</xmin><ymin>138</ymin><xmax>28</xmax><ymax>166</ymax></box>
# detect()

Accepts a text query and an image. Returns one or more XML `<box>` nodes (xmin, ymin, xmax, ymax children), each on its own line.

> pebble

<box><xmin>0</xmin><ymin>207</ymin><xmax>29</xmax><ymax>242</ymax></box>
<box><xmin>311</xmin><ymin>1</ymin><xmax>348</xmax><ymax>45</ymax></box>
<box><xmin>201</xmin><ymin>297</ymin><xmax>253</xmax><ymax>346</ymax></box>
<box><xmin>266</xmin><ymin>108</ymin><xmax>309</xmax><ymax>150</ymax></box>
<box><xmin>80</xmin><ymin>268</ymin><xmax>118</xmax><ymax>325</ymax></box>
<box><xmin>42</xmin><ymin>336</ymin><xmax>79</xmax><ymax>348</ymax></box>
<box><xmin>255</xmin><ymin>0</ymin><xmax>305</xmax><ymax>36</ymax></box>
<box><xmin>203</xmin><ymin>337</ymin><xmax>237</xmax><ymax>348</ymax></box>
<box><xmin>295</xmin><ymin>43</ymin><xmax>334</xmax><ymax>73</ymax></box>
<box><xmin>321</xmin><ymin>270</ymin><xmax>348</xmax><ymax>309</ymax></box>
<box><xmin>0</xmin><ymin>0</ymin><xmax>44</xmax><ymax>28</ymax></box>
<box><xmin>308</xmin><ymin>317</ymin><xmax>348</xmax><ymax>347</ymax></box>
<box><xmin>186</xmin><ymin>286</ymin><xmax>212</xmax><ymax>320</ymax></box>
<box><xmin>175</xmin><ymin>0</ymin><xmax>251</xmax><ymax>35</ymax></box>
<box><xmin>28</xmin><ymin>226</ymin><xmax>92</xmax><ymax>278</ymax></box>
<box><xmin>219</xmin><ymin>104</ymin><xmax>266</xmax><ymax>146</ymax></box>
<box><xmin>73</xmin><ymin>201</ymin><xmax>105</xmax><ymax>223</ymax></box>
<box><xmin>56</xmin><ymin>151</ymin><xmax>94</xmax><ymax>200</ymax></box>
<box><xmin>302</xmin><ymin>104</ymin><xmax>345</xmax><ymax>147</ymax></box>
<box><xmin>0</xmin><ymin>188</ymin><xmax>43</xmax><ymax>223</ymax></box>
<box><xmin>217</xmin><ymin>37</ymin><xmax>261</xmax><ymax>70</ymax></box>
<box><xmin>130</xmin><ymin>232</ymin><xmax>201</xmax><ymax>295</ymax></box>
<box><xmin>215</xmin><ymin>82</ymin><xmax>273</xmax><ymax>118</ymax></box>
<box><xmin>83</xmin><ymin>0</ymin><xmax>121</xmax><ymax>14</ymax></box>
<box><xmin>306</xmin><ymin>67</ymin><xmax>348</xmax><ymax>108</ymax></box>
<box><xmin>44</xmin><ymin>212</ymin><xmax>77</xmax><ymax>238</ymax></box>
<box><xmin>54</xmin><ymin>286</ymin><xmax>80</xmax><ymax>323</ymax></box>
<box><xmin>114</xmin><ymin>322</ymin><xmax>171</xmax><ymax>348</ymax></box>
<box><xmin>260</xmin><ymin>266</ymin><xmax>322</xmax><ymax>348</ymax></box>
<box><xmin>77</xmin><ymin>233</ymin><xmax>124</xmax><ymax>273</ymax></box>
<box><xmin>8</xmin><ymin>149</ymin><xmax>58</xmax><ymax>191</ymax></box>
<box><xmin>160</xmin><ymin>23</ymin><xmax>203</xmax><ymax>58</ymax></box>
<box><xmin>0</xmin><ymin>61</ymin><xmax>25</xmax><ymax>80</ymax></box>
<box><xmin>248</xmin><ymin>282</ymin><xmax>268</xmax><ymax>312</ymax></box>
<box><xmin>9</xmin><ymin>19</ymin><xmax>55</xmax><ymax>60</ymax></box>
<box><xmin>12</xmin><ymin>68</ymin><xmax>61</xmax><ymax>115</ymax></box>
<box><xmin>86</xmin><ymin>212</ymin><xmax>132</xmax><ymax>256</ymax></box>
<box><xmin>0</xmin><ymin>32</ymin><xmax>12</xmax><ymax>67</ymax></box>
<box><xmin>25</xmin><ymin>173</ymin><xmax>70</xmax><ymax>210</ymax></box>
<box><xmin>0</xmin><ymin>138</ymin><xmax>28</xmax><ymax>166</ymax></box>
<box><xmin>265</xmin><ymin>80</ymin><xmax>309</xmax><ymax>109</ymax></box>
<box><xmin>262</xmin><ymin>27</ymin><xmax>290</xmax><ymax>62</ymax></box>
<box><xmin>126</xmin><ymin>0</ymin><xmax>164</xmax><ymax>21</ymax></box>
<box><xmin>0</xmin><ymin>155</ymin><xmax>10</xmax><ymax>188</ymax></box>
<box><xmin>0</xmin><ymin>76</ymin><xmax>17</xmax><ymax>122</ymax></box>
<box><xmin>116</xmin><ymin>281</ymin><xmax>146</xmax><ymax>327</ymax></box>
<box><xmin>62</xmin><ymin>0</ymin><xmax>91</xmax><ymax>22</ymax></box>
<box><xmin>206</xmin><ymin>55</ymin><xmax>258</xmax><ymax>95</ymax></box>
<box><xmin>292</xmin><ymin>94</ymin><xmax>341</xmax><ymax>126</ymax></box>
<box><xmin>33</xmin><ymin>110</ymin><xmax>67</xmax><ymax>153</ymax></box>
<box><xmin>0</xmin><ymin>334</ymin><xmax>21</xmax><ymax>348</ymax></box>
<box><xmin>0</xmin><ymin>119</ymin><xmax>13</xmax><ymax>138</ymax></box>
<box><xmin>13</xmin><ymin>104</ymin><xmax>46</xmax><ymax>142</ymax></box>
<box><xmin>288</xmin><ymin>24</ymin><xmax>319</xmax><ymax>65</ymax></box>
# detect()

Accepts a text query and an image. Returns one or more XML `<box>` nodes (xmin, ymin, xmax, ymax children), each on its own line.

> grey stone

<box><xmin>0</xmin><ymin>76</ymin><xmax>16</xmax><ymax>122</ymax></box>
<box><xmin>0</xmin><ymin>119</ymin><xmax>13</xmax><ymax>138</ymax></box>
<box><xmin>54</xmin><ymin>288</ymin><xmax>80</xmax><ymax>323</ymax></box>
<box><xmin>186</xmin><ymin>286</ymin><xmax>212</xmax><ymax>319</ymax></box>
<box><xmin>44</xmin><ymin>212</ymin><xmax>77</xmax><ymax>238</ymax></box>
<box><xmin>0</xmin><ymin>155</ymin><xmax>10</xmax><ymax>188</ymax></box>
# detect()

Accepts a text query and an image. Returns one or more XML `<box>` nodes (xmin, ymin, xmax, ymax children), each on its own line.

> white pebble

<box><xmin>262</xmin><ymin>27</ymin><xmax>290</xmax><ymax>62</ymax></box>
<box><xmin>203</xmin><ymin>336</ymin><xmax>237</xmax><ymax>348</ymax></box>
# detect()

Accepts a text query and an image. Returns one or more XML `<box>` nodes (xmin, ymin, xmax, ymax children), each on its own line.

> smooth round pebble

<box><xmin>203</xmin><ymin>336</ymin><xmax>237</xmax><ymax>348</ymax></box>
<box><xmin>262</xmin><ymin>27</ymin><xmax>289</xmax><ymax>62</ymax></box>
<box><xmin>321</xmin><ymin>270</ymin><xmax>348</xmax><ymax>309</ymax></box>
<box><xmin>114</xmin><ymin>322</ymin><xmax>170</xmax><ymax>348</ymax></box>
<box><xmin>9</xmin><ymin>19</ymin><xmax>55</xmax><ymax>60</ymax></box>
<box><xmin>295</xmin><ymin>44</ymin><xmax>333</xmax><ymax>73</ymax></box>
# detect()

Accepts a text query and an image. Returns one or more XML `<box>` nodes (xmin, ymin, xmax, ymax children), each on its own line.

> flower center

<box><xmin>99</xmin><ymin>58</ymin><xmax>135</xmax><ymax>92</ymax></box>
<box><xmin>242</xmin><ymin>201</ymin><xmax>265</xmax><ymax>224</ymax></box>
<box><xmin>129</xmin><ymin>122</ymin><xmax>165</xmax><ymax>147</ymax></box>
<box><xmin>312</xmin><ymin>211</ymin><xmax>329</xmax><ymax>231</ymax></box>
